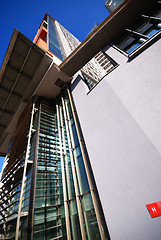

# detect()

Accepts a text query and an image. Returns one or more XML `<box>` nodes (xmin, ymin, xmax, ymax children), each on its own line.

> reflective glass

<box><xmin>144</xmin><ymin>25</ymin><xmax>161</xmax><ymax>37</ymax></box>
<box><xmin>31</xmin><ymin>93</ymin><xmax>103</xmax><ymax>239</ymax></box>
<box><xmin>48</xmin><ymin>17</ymin><xmax>64</xmax><ymax>60</ymax></box>
<box><xmin>125</xmin><ymin>41</ymin><xmax>142</xmax><ymax>54</ymax></box>
<box><xmin>69</xmin><ymin>200</ymin><xmax>81</xmax><ymax>240</ymax></box>
<box><xmin>82</xmin><ymin>194</ymin><xmax>101</xmax><ymax>240</ymax></box>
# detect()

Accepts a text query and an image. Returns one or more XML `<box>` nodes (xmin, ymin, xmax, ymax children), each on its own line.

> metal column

<box><xmin>56</xmin><ymin>104</ymin><xmax>71</xmax><ymax>240</ymax></box>
<box><xmin>67</xmin><ymin>88</ymin><xmax>107</xmax><ymax>240</ymax></box>
<box><xmin>61</xmin><ymin>97</ymin><xmax>87</xmax><ymax>240</ymax></box>
<box><xmin>27</xmin><ymin>100</ymin><xmax>40</xmax><ymax>240</ymax></box>
<box><xmin>15</xmin><ymin>102</ymin><xmax>37</xmax><ymax>240</ymax></box>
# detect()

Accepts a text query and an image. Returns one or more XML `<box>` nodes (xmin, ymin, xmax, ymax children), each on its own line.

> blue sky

<box><xmin>0</xmin><ymin>0</ymin><xmax>109</xmax><ymax>173</ymax></box>
<box><xmin>0</xmin><ymin>0</ymin><xmax>109</xmax><ymax>67</ymax></box>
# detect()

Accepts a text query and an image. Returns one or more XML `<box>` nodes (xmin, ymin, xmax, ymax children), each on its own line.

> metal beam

<box><xmin>125</xmin><ymin>28</ymin><xmax>149</xmax><ymax>39</ymax></box>
<box><xmin>0</xmin><ymin>45</ymin><xmax>32</xmax><ymax>121</ymax></box>
<box><xmin>141</xmin><ymin>14</ymin><xmax>161</xmax><ymax>23</ymax></box>
<box><xmin>0</xmin><ymin>85</ymin><xmax>23</xmax><ymax>99</ymax></box>
<box><xmin>0</xmin><ymin>107</ymin><xmax>14</xmax><ymax>115</ymax></box>
<box><xmin>7</xmin><ymin>64</ymin><xmax>32</xmax><ymax>80</ymax></box>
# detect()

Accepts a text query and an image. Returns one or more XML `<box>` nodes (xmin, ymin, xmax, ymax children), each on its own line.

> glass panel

<box><xmin>125</xmin><ymin>41</ymin><xmax>142</xmax><ymax>54</ymax></box>
<box><xmin>19</xmin><ymin>217</ymin><xmax>28</xmax><ymax>239</ymax></box>
<box><xmin>82</xmin><ymin>194</ymin><xmax>101</xmax><ymax>240</ymax></box>
<box><xmin>31</xmin><ymin>94</ymin><xmax>104</xmax><ymax>239</ymax></box>
<box><xmin>69</xmin><ymin>200</ymin><xmax>81</xmax><ymax>240</ymax></box>
<box><xmin>155</xmin><ymin>11</ymin><xmax>161</xmax><ymax>18</ymax></box>
<box><xmin>75</xmin><ymin>154</ymin><xmax>90</xmax><ymax>194</ymax></box>
<box><xmin>144</xmin><ymin>24</ymin><xmax>161</xmax><ymax>37</ymax></box>
<box><xmin>113</xmin><ymin>4</ymin><xmax>161</xmax><ymax>56</ymax></box>
<box><xmin>71</xmin><ymin>123</ymin><xmax>79</xmax><ymax>147</ymax></box>
<box><xmin>48</xmin><ymin>16</ymin><xmax>64</xmax><ymax>60</ymax></box>
<box><xmin>33</xmin><ymin>231</ymin><xmax>45</xmax><ymax>240</ymax></box>
<box><xmin>114</xmin><ymin>31</ymin><xmax>133</xmax><ymax>50</ymax></box>
<box><xmin>33</xmin><ymin>99</ymin><xmax>65</xmax><ymax>239</ymax></box>
<box><xmin>131</xmin><ymin>19</ymin><xmax>152</xmax><ymax>34</ymax></box>
<box><xmin>83</xmin><ymin>73</ymin><xmax>96</xmax><ymax>90</ymax></box>
<box><xmin>4</xmin><ymin>220</ymin><xmax>17</xmax><ymax>239</ymax></box>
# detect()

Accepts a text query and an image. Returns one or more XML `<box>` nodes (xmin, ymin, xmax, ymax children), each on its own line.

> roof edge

<box><xmin>0</xmin><ymin>29</ymin><xmax>19</xmax><ymax>81</ymax></box>
<box><xmin>59</xmin><ymin>0</ymin><xmax>131</xmax><ymax>70</ymax></box>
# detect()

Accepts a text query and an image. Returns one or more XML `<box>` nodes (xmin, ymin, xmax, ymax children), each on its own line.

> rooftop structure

<box><xmin>105</xmin><ymin>0</ymin><xmax>125</xmax><ymax>13</ymax></box>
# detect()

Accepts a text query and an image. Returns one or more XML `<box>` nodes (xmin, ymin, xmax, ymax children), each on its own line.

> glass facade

<box><xmin>48</xmin><ymin>16</ymin><xmax>65</xmax><ymax>61</ymax></box>
<box><xmin>113</xmin><ymin>4</ymin><xmax>161</xmax><ymax>55</ymax></box>
<box><xmin>0</xmin><ymin>101</ymin><xmax>32</xmax><ymax>239</ymax></box>
<box><xmin>0</xmin><ymin>87</ymin><xmax>106</xmax><ymax>239</ymax></box>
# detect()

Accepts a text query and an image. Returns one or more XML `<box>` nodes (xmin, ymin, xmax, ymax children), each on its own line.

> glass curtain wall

<box><xmin>32</xmin><ymin>88</ymin><xmax>102</xmax><ymax>240</ymax></box>
<box><xmin>47</xmin><ymin>16</ymin><xmax>65</xmax><ymax>61</ymax></box>
<box><xmin>0</xmin><ymin>101</ymin><xmax>33</xmax><ymax>240</ymax></box>
<box><xmin>0</xmin><ymin>87</ymin><xmax>105</xmax><ymax>239</ymax></box>
<box><xmin>113</xmin><ymin>3</ymin><xmax>161</xmax><ymax>55</ymax></box>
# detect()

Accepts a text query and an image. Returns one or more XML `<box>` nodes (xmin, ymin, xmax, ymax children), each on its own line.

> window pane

<box><xmin>144</xmin><ymin>25</ymin><xmax>161</xmax><ymax>37</ymax></box>
<box><xmin>125</xmin><ymin>41</ymin><xmax>142</xmax><ymax>54</ymax></box>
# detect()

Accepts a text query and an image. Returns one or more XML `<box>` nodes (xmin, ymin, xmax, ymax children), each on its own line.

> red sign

<box><xmin>146</xmin><ymin>201</ymin><xmax>161</xmax><ymax>218</ymax></box>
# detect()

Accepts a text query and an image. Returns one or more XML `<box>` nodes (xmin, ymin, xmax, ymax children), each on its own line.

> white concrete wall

<box><xmin>71</xmin><ymin>39</ymin><xmax>161</xmax><ymax>240</ymax></box>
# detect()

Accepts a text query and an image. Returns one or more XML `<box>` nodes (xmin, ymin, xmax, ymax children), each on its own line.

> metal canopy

<box><xmin>0</xmin><ymin>29</ymin><xmax>52</xmax><ymax>154</ymax></box>
<box><xmin>0</xmin><ymin>29</ymin><xmax>71</xmax><ymax>155</ymax></box>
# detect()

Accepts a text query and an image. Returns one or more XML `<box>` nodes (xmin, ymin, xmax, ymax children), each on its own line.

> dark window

<box><xmin>82</xmin><ymin>73</ymin><xmax>96</xmax><ymax>90</ymax></box>
<box><xmin>113</xmin><ymin>5</ymin><xmax>161</xmax><ymax>56</ymax></box>
<box><xmin>82</xmin><ymin>51</ymin><xmax>118</xmax><ymax>91</ymax></box>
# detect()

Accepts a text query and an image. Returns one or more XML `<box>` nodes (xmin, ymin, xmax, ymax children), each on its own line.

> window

<box><xmin>112</xmin><ymin>4</ymin><xmax>161</xmax><ymax>56</ymax></box>
<box><xmin>82</xmin><ymin>51</ymin><xmax>118</xmax><ymax>91</ymax></box>
<box><xmin>48</xmin><ymin>16</ymin><xmax>65</xmax><ymax>60</ymax></box>
<box><xmin>82</xmin><ymin>72</ymin><xmax>96</xmax><ymax>90</ymax></box>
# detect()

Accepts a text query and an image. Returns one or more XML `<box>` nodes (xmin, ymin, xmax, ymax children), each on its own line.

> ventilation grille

<box><xmin>55</xmin><ymin>78</ymin><xmax>66</xmax><ymax>88</ymax></box>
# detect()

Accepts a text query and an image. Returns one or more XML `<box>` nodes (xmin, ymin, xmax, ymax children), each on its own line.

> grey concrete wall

<box><xmin>71</xmin><ymin>39</ymin><xmax>161</xmax><ymax>240</ymax></box>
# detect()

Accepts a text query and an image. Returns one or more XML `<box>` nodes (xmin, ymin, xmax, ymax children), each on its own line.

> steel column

<box><xmin>61</xmin><ymin>97</ymin><xmax>87</xmax><ymax>240</ymax></box>
<box><xmin>27</xmin><ymin>100</ymin><xmax>40</xmax><ymax>240</ymax></box>
<box><xmin>15</xmin><ymin>102</ymin><xmax>36</xmax><ymax>240</ymax></box>
<box><xmin>67</xmin><ymin>88</ymin><xmax>107</xmax><ymax>240</ymax></box>
<box><xmin>56</xmin><ymin>104</ymin><xmax>71</xmax><ymax>240</ymax></box>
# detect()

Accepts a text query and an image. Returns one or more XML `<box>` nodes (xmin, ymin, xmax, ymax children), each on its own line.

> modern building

<box><xmin>0</xmin><ymin>0</ymin><xmax>161</xmax><ymax>239</ymax></box>
<box><xmin>104</xmin><ymin>0</ymin><xmax>125</xmax><ymax>13</ymax></box>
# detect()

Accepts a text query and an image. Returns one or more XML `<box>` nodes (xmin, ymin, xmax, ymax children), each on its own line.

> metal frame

<box><xmin>56</xmin><ymin>104</ymin><xmax>71</xmax><ymax>240</ymax></box>
<box><xmin>61</xmin><ymin>96</ymin><xmax>87</xmax><ymax>240</ymax></box>
<box><xmin>0</xmin><ymin>46</ymin><xmax>32</xmax><ymax>122</ymax></box>
<box><xmin>27</xmin><ymin>98</ymin><xmax>40</xmax><ymax>240</ymax></box>
<box><xmin>67</xmin><ymin>87</ymin><xmax>107</xmax><ymax>240</ymax></box>
<box><xmin>15</xmin><ymin>101</ymin><xmax>37</xmax><ymax>240</ymax></box>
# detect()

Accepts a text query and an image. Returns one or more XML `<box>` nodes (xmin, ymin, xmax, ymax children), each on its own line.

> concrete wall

<box><xmin>71</xmin><ymin>38</ymin><xmax>161</xmax><ymax>240</ymax></box>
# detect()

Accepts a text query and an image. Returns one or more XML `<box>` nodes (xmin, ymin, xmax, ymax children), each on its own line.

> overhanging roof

<box><xmin>0</xmin><ymin>30</ymin><xmax>52</xmax><ymax>154</ymax></box>
<box><xmin>0</xmin><ymin>29</ymin><xmax>71</xmax><ymax>155</ymax></box>
<box><xmin>59</xmin><ymin>0</ymin><xmax>155</xmax><ymax>76</ymax></box>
